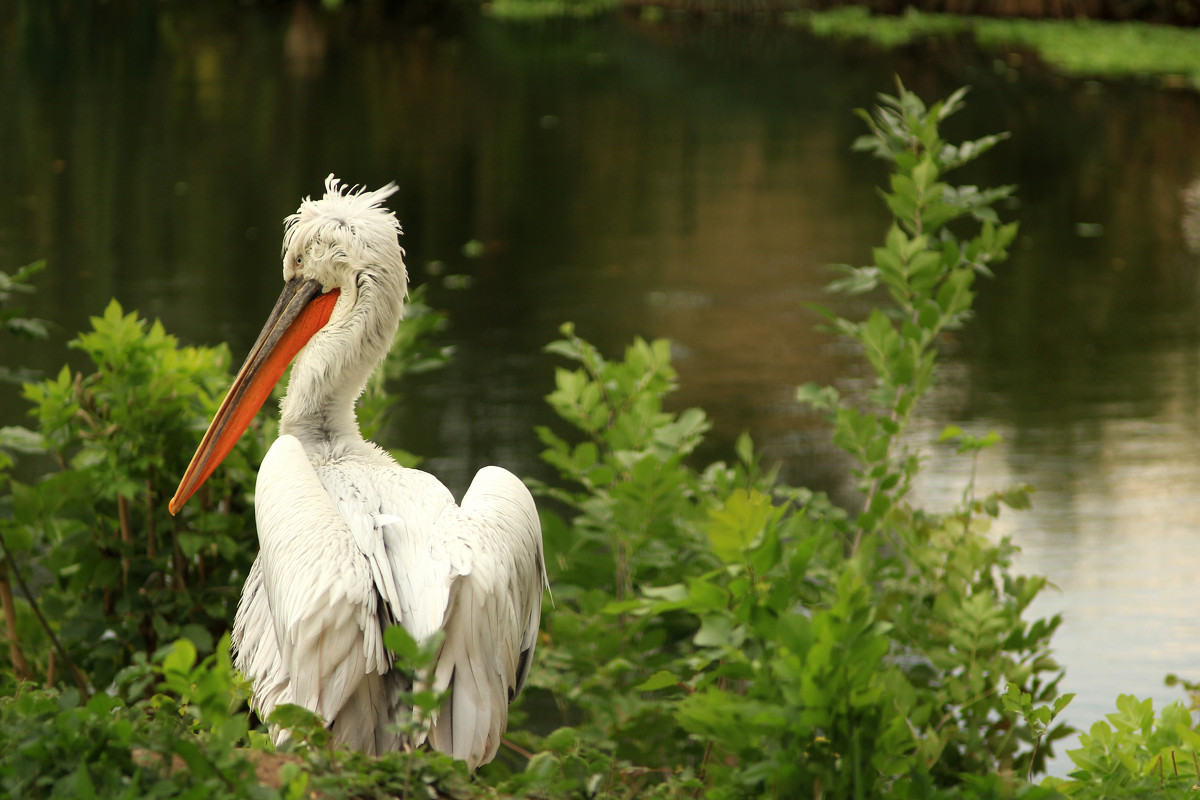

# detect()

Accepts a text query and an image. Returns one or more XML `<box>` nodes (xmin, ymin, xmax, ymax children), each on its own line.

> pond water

<box><xmin>4</xmin><ymin>5</ymin><xmax>1200</xmax><ymax>770</ymax></box>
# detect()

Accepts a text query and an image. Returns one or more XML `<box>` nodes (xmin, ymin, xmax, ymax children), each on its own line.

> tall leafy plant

<box><xmin>0</xmin><ymin>260</ymin><xmax>51</xmax><ymax>688</ymax></box>
<box><xmin>8</xmin><ymin>300</ymin><xmax>260</xmax><ymax>689</ymax></box>
<box><xmin>516</xmin><ymin>82</ymin><xmax>1066</xmax><ymax>800</ymax></box>
<box><xmin>806</xmin><ymin>82</ymin><xmax>1067</xmax><ymax>782</ymax></box>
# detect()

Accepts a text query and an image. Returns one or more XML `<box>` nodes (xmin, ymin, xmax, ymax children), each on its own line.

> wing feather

<box><xmin>232</xmin><ymin>556</ymin><xmax>290</xmax><ymax>719</ymax></box>
<box><xmin>253</xmin><ymin>435</ymin><xmax>390</xmax><ymax>746</ymax></box>
<box><xmin>426</xmin><ymin>466</ymin><xmax>548</xmax><ymax>769</ymax></box>
<box><xmin>235</xmin><ymin>436</ymin><xmax>546</xmax><ymax>770</ymax></box>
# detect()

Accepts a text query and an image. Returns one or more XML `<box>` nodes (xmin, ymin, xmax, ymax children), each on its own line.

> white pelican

<box><xmin>169</xmin><ymin>176</ymin><xmax>547</xmax><ymax>769</ymax></box>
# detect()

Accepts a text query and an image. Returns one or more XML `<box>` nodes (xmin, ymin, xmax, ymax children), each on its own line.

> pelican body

<box><xmin>170</xmin><ymin>177</ymin><xmax>547</xmax><ymax>768</ymax></box>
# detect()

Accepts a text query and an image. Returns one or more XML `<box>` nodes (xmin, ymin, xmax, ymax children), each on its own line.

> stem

<box><xmin>963</xmin><ymin>451</ymin><xmax>979</xmax><ymax>509</ymax></box>
<box><xmin>851</xmin><ymin>384</ymin><xmax>907</xmax><ymax>557</ymax></box>
<box><xmin>615</xmin><ymin>539</ymin><xmax>631</xmax><ymax>603</ymax></box>
<box><xmin>117</xmin><ymin>493</ymin><xmax>132</xmax><ymax>588</ymax></box>
<box><xmin>0</xmin><ymin>532</ymin><xmax>89</xmax><ymax>697</ymax></box>
<box><xmin>696</xmin><ymin>739</ymin><xmax>714</xmax><ymax>792</ymax></box>
<box><xmin>0</xmin><ymin>562</ymin><xmax>30</xmax><ymax>681</ymax></box>
<box><xmin>145</xmin><ymin>471</ymin><xmax>156</xmax><ymax>560</ymax></box>
<box><xmin>500</xmin><ymin>737</ymin><xmax>534</xmax><ymax>759</ymax></box>
<box><xmin>1027</xmin><ymin>735</ymin><xmax>1039</xmax><ymax>782</ymax></box>
<box><xmin>173</xmin><ymin>532</ymin><xmax>189</xmax><ymax>592</ymax></box>
<box><xmin>172</xmin><ymin>513</ymin><xmax>190</xmax><ymax>591</ymax></box>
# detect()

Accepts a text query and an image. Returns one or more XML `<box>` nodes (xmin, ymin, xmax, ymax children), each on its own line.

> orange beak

<box><xmin>169</xmin><ymin>277</ymin><xmax>341</xmax><ymax>515</ymax></box>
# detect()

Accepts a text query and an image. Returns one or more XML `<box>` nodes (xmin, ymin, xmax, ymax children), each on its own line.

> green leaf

<box><xmin>0</xmin><ymin>523</ymin><xmax>32</xmax><ymax>552</ymax></box>
<box><xmin>912</xmin><ymin>156</ymin><xmax>938</xmax><ymax>193</ymax></box>
<box><xmin>177</xmin><ymin>532</ymin><xmax>207</xmax><ymax>558</ymax></box>
<box><xmin>179</xmin><ymin>624</ymin><xmax>215</xmax><ymax>654</ymax></box>
<box><xmin>706</xmin><ymin>488</ymin><xmax>774</xmax><ymax>563</ymax></box>
<box><xmin>162</xmin><ymin>638</ymin><xmax>197</xmax><ymax>675</ymax></box>
<box><xmin>694</xmin><ymin>615</ymin><xmax>735</xmax><ymax>648</ymax></box>
<box><xmin>735</xmin><ymin>432</ymin><xmax>754</xmax><ymax>465</ymax></box>
<box><xmin>938</xmin><ymin>424</ymin><xmax>964</xmax><ymax>442</ymax></box>
<box><xmin>268</xmin><ymin>703</ymin><xmax>326</xmax><ymax>732</ymax></box>
<box><xmin>795</xmin><ymin>382</ymin><xmax>840</xmax><ymax>412</ymax></box>
<box><xmin>525</xmin><ymin>751</ymin><xmax>560</xmax><ymax>780</ymax></box>
<box><xmin>384</xmin><ymin>625</ymin><xmax>421</xmax><ymax>663</ymax></box>
<box><xmin>0</xmin><ymin>426</ymin><xmax>44</xmax><ymax>454</ymax></box>
<box><xmin>635</xmin><ymin>670</ymin><xmax>680</xmax><ymax>692</ymax></box>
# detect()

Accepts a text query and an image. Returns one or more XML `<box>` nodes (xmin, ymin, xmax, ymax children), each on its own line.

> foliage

<box><xmin>537</xmin><ymin>327</ymin><xmax>716</xmax><ymax>601</ymax></box>
<box><xmin>0</xmin><ymin>261</ymin><xmax>49</xmax><ymax>484</ymax></box>
<box><xmin>0</xmin><ymin>268</ymin><xmax>465</xmax><ymax>796</ymax></box>
<box><xmin>485</xmin><ymin>0</ymin><xmax>619</xmax><ymax>21</ymax></box>
<box><xmin>1002</xmin><ymin>685</ymin><xmax>1075</xmax><ymax>781</ymax></box>
<box><xmin>495</xmin><ymin>81</ymin><xmax>1068</xmax><ymax>800</ymax></box>
<box><xmin>792</xmin><ymin>7</ymin><xmax>1200</xmax><ymax>88</ymax></box>
<box><xmin>0</xmin><ymin>636</ymin><xmax>276</xmax><ymax>800</ymax></box>
<box><xmin>0</xmin><ymin>261</ymin><xmax>51</xmax><ymax>694</ymax></box>
<box><xmin>0</xmin><ymin>632</ymin><xmax>473</xmax><ymax>800</ymax></box>
<box><xmin>520</xmin><ymin>326</ymin><xmax>720</xmax><ymax>791</ymax></box>
<box><xmin>0</xmin><ymin>260</ymin><xmax>49</xmax><ymax>385</ymax></box>
<box><xmin>2</xmin><ymin>299</ymin><xmax>258</xmax><ymax>690</ymax></box>
<box><xmin>1042</xmin><ymin>694</ymin><xmax>1200</xmax><ymax>798</ymax></box>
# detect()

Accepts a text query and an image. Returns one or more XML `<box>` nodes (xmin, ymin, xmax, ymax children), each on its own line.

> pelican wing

<box><xmin>235</xmin><ymin>436</ymin><xmax>546</xmax><ymax>769</ymax></box>
<box><xmin>423</xmin><ymin>466</ymin><xmax>548</xmax><ymax>769</ymax></box>
<box><xmin>328</xmin><ymin>458</ymin><xmax>547</xmax><ymax>769</ymax></box>
<box><xmin>240</xmin><ymin>434</ymin><xmax>396</xmax><ymax>750</ymax></box>
<box><xmin>231</xmin><ymin>556</ymin><xmax>288</xmax><ymax>718</ymax></box>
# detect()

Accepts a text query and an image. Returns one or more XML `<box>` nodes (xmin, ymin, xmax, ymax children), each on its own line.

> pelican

<box><xmin>169</xmin><ymin>176</ymin><xmax>547</xmax><ymax>769</ymax></box>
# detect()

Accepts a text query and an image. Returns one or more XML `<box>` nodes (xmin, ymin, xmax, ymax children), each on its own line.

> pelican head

<box><xmin>281</xmin><ymin>176</ymin><xmax>407</xmax><ymax>320</ymax></box>
<box><xmin>170</xmin><ymin>175</ymin><xmax>408</xmax><ymax>514</ymax></box>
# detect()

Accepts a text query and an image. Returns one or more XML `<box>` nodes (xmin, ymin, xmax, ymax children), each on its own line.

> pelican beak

<box><xmin>169</xmin><ymin>277</ymin><xmax>341</xmax><ymax>515</ymax></box>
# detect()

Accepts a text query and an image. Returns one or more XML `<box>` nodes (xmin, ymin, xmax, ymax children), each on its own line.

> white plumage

<box><xmin>172</xmin><ymin>176</ymin><xmax>547</xmax><ymax>769</ymax></box>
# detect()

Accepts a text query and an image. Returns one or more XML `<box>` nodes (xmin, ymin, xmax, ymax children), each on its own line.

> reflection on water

<box><xmin>4</xmin><ymin>4</ymin><xmax>1200</xmax><ymax>768</ymax></box>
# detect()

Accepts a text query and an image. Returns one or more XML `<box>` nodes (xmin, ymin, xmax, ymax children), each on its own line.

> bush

<box><xmin>498</xmin><ymin>81</ymin><xmax>1066</xmax><ymax>799</ymax></box>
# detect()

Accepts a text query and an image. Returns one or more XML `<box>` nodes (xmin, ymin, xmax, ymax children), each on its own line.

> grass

<box><xmin>485</xmin><ymin>0</ymin><xmax>619</xmax><ymax>20</ymax></box>
<box><xmin>790</xmin><ymin>6</ymin><xmax>1200</xmax><ymax>88</ymax></box>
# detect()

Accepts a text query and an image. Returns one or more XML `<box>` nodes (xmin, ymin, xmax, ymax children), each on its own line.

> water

<box><xmin>4</xmin><ymin>4</ymin><xmax>1200</xmax><ymax>769</ymax></box>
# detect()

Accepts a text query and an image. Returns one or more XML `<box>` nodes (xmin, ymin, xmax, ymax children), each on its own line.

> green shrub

<box><xmin>506</xmin><ymin>82</ymin><xmax>1067</xmax><ymax>800</ymax></box>
<box><xmin>6</xmin><ymin>299</ymin><xmax>258</xmax><ymax>689</ymax></box>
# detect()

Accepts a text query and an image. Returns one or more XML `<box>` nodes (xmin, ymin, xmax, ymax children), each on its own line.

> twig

<box><xmin>0</xmin><ymin>533</ymin><xmax>89</xmax><ymax>697</ymax></box>
<box><xmin>145</xmin><ymin>471</ymin><xmax>156</xmax><ymax>560</ymax></box>
<box><xmin>117</xmin><ymin>493</ymin><xmax>132</xmax><ymax>588</ymax></box>
<box><xmin>696</xmin><ymin>739</ymin><xmax>714</xmax><ymax>790</ymax></box>
<box><xmin>0</xmin><ymin>562</ymin><xmax>30</xmax><ymax>681</ymax></box>
<box><xmin>501</xmin><ymin>737</ymin><xmax>535</xmax><ymax>759</ymax></box>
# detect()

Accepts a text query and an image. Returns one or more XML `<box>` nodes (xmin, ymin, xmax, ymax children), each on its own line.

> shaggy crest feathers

<box><xmin>282</xmin><ymin>174</ymin><xmax>405</xmax><ymax>273</ymax></box>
